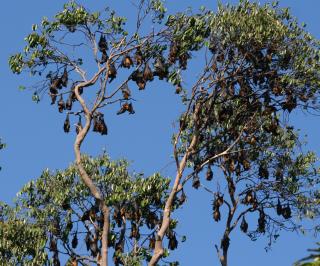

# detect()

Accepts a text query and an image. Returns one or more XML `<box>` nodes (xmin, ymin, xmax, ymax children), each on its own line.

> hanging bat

<box><xmin>175</xmin><ymin>83</ymin><xmax>183</xmax><ymax>94</ymax></box>
<box><xmin>121</xmin><ymin>83</ymin><xmax>131</xmax><ymax>99</ymax></box>
<box><xmin>61</xmin><ymin>68</ymin><xmax>68</xmax><ymax>87</ymax></box>
<box><xmin>93</xmin><ymin>113</ymin><xmax>108</xmax><ymax>135</ymax></box>
<box><xmin>178</xmin><ymin>190</ymin><xmax>187</xmax><ymax>205</ymax></box>
<box><xmin>134</xmin><ymin>48</ymin><xmax>143</xmax><ymax>65</ymax></box>
<box><xmin>136</xmin><ymin>79</ymin><xmax>146</xmax><ymax>90</ymax></box>
<box><xmin>129</xmin><ymin>70</ymin><xmax>142</xmax><ymax>82</ymax></box>
<box><xmin>98</xmin><ymin>34</ymin><xmax>108</xmax><ymax>53</ymax></box>
<box><xmin>240</xmin><ymin>216</ymin><xmax>248</xmax><ymax>233</ymax></box>
<box><xmin>282</xmin><ymin>204</ymin><xmax>292</xmax><ymax>219</ymax></box>
<box><xmin>51</xmin><ymin>77</ymin><xmax>62</xmax><ymax>90</ymax></box>
<box><xmin>154</xmin><ymin>57</ymin><xmax>168</xmax><ymax>80</ymax></box>
<box><xmin>168</xmin><ymin>233</ymin><xmax>178</xmax><ymax>250</ymax></box>
<box><xmin>63</xmin><ymin>114</ymin><xmax>70</xmax><ymax>133</ymax></box>
<box><xmin>258</xmin><ymin>210</ymin><xmax>266</xmax><ymax>233</ymax></box>
<box><xmin>58</xmin><ymin>95</ymin><xmax>65</xmax><ymax>113</ymax></box>
<box><xmin>179</xmin><ymin>53</ymin><xmax>189</xmax><ymax>70</ymax></box>
<box><xmin>75</xmin><ymin>116</ymin><xmax>82</xmax><ymax>134</ymax></box>
<box><xmin>71</xmin><ymin>232</ymin><xmax>78</xmax><ymax>249</ymax></box>
<box><xmin>100</xmin><ymin>51</ymin><xmax>108</xmax><ymax>64</ymax></box>
<box><xmin>66</xmin><ymin>96</ymin><xmax>72</xmax><ymax>110</ymax></box>
<box><xmin>276</xmin><ymin>198</ymin><xmax>282</xmax><ymax>216</ymax></box>
<box><xmin>116</xmin><ymin>103</ymin><xmax>135</xmax><ymax>115</ymax></box>
<box><xmin>213</xmin><ymin>208</ymin><xmax>221</xmax><ymax>222</ymax></box>
<box><xmin>98</xmin><ymin>115</ymin><xmax>108</xmax><ymax>135</ymax></box>
<box><xmin>168</xmin><ymin>41</ymin><xmax>179</xmax><ymax>64</ymax></box>
<box><xmin>108</xmin><ymin>63</ymin><xmax>117</xmax><ymax>83</ymax></box>
<box><xmin>50</xmin><ymin>89</ymin><xmax>58</xmax><ymax>105</ymax></box>
<box><xmin>143</xmin><ymin>63</ymin><xmax>154</xmax><ymax>81</ymax></box>
<box><xmin>121</xmin><ymin>55</ymin><xmax>133</xmax><ymax>68</ymax></box>
<box><xmin>206</xmin><ymin>166</ymin><xmax>213</xmax><ymax>181</ymax></box>
<box><xmin>192</xmin><ymin>174</ymin><xmax>200</xmax><ymax>189</ymax></box>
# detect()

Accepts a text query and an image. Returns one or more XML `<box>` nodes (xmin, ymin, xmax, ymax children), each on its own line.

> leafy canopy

<box><xmin>6</xmin><ymin>0</ymin><xmax>320</xmax><ymax>265</ymax></box>
<box><xmin>0</xmin><ymin>154</ymin><xmax>182</xmax><ymax>265</ymax></box>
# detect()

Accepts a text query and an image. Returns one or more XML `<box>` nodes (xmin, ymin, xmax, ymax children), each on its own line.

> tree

<box><xmin>0</xmin><ymin>154</ymin><xmax>179</xmax><ymax>265</ymax></box>
<box><xmin>0</xmin><ymin>202</ymin><xmax>47</xmax><ymax>265</ymax></box>
<box><xmin>9</xmin><ymin>1</ymin><xmax>169</xmax><ymax>264</ymax></box>
<box><xmin>156</xmin><ymin>2</ymin><xmax>320</xmax><ymax>265</ymax></box>
<box><xmin>7</xmin><ymin>0</ymin><xmax>320</xmax><ymax>265</ymax></box>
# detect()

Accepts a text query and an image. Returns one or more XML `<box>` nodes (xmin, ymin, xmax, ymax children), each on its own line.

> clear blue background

<box><xmin>1</xmin><ymin>1</ymin><xmax>319</xmax><ymax>265</ymax></box>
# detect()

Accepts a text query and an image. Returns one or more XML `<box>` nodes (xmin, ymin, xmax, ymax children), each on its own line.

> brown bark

<box><xmin>100</xmin><ymin>204</ymin><xmax>110</xmax><ymax>266</ymax></box>
<box><xmin>149</xmin><ymin>104</ymin><xmax>202</xmax><ymax>266</ymax></box>
<box><xmin>74</xmin><ymin>80</ymin><xmax>110</xmax><ymax>266</ymax></box>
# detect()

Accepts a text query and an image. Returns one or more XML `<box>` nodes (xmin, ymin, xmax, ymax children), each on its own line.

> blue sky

<box><xmin>1</xmin><ymin>1</ymin><xmax>320</xmax><ymax>265</ymax></box>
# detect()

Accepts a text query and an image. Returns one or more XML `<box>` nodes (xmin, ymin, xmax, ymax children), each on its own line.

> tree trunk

<box><xmin>149</xmin><ymin>104</ymin><xmax>202</xmax><ymax>266</ymax></box>
<box><xmin>100</xmin><ymin>204</ymin><xmax>110</xmax><ymax>266</ymax></box>
<box><xmin>74</xmin><ymin>83</ymin><xmax>110</xmax><ymax>266</ymax></box>
<box><xmin>148</xmin><ymin>135</ymin><xmax>199</xmax><ymax>265</ymax></box>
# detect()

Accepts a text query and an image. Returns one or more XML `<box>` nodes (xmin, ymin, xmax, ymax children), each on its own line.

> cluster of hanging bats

<box><xmin>113</xmin><ymin>204</ymin><xmax>179</xmax><ymax>253</ymax></box>
<box><xmin>46</xmin><ymin>36</ymin><xmax>299</xmax><ymax>258</ymax></box>
<box><xmin>48</xmin><ymin>65</ymin><xmax>108</xmax><ymax>136</ymax></box>
<box><xmin>62</xmin><ymin>201</ymin><xmax>179</xmax><ymax>264</ymax></box>
<box><xmin>47</xmin><ymin>34</ymin><xmax>189</xmax><ymax>136</ymax></box>
<box><xmin>188</xmin><ymin>116</ymin><xmax>292</xmax><ymax>235</ymax></box>
<box><xmin>191</xmin><ymin>157</ymin><xmax>292</xmax><ymax>234</ymax></box>
<box><xmin>208</xmin><ymin>186</ymin><xmax>292</xmax><ymax>235</ymax></box>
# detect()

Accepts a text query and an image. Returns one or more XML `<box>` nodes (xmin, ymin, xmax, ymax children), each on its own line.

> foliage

<box><xmin>0</xmin><ymin>154</ymin><xmax>180</xmax><ymax>265</ymax></box>
<box><xmin>7</xmin><ymin>0</ymin><xmax>320</xmax><ymax>265</ymax></box>
<box><xmin>0</xmin><ymin>203</ymin><xmax>48</xmax><ymax>266</ymax></box>
<box><xmin>167</xmin><ymin>1</ymin><xmax>320</xmax><ymax>263</ymax></box>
